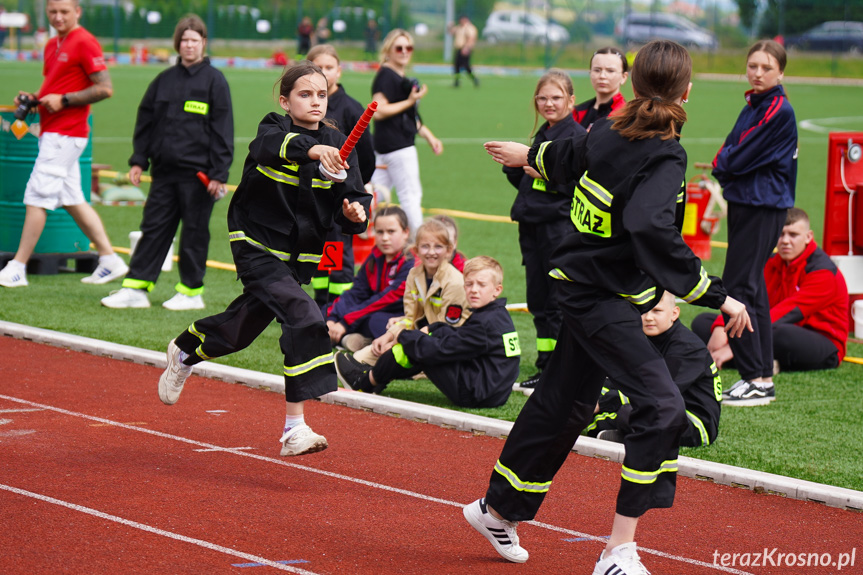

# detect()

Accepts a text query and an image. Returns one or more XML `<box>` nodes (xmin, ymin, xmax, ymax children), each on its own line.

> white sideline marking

<box><xmin>0</xmin><ymin>408</ymin><xmax>43</xmax><ymax>413</ymax></box>
<box><xmin>799</xmin><ymin>116</ymin><xmax>863</xmax><ymax>134</ymax></box>
<box><xmin>0</xmin><ymin>394</ymin><xmax>752</xmax><ymax>574</ymax></box>
<box><xmin>0</xmin><ymin>483</ymin><xmax>319</xmax><ymax>575</ymax></box>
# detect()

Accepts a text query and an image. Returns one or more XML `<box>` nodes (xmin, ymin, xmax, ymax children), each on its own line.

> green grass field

<box><xmin>1</xmin><ymin>59</ymin><xmax>862</xmax><ymax>491</ymax></box>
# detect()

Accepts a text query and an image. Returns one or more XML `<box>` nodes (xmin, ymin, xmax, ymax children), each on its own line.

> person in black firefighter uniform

<box><xmin>156</xmin><ymin>61</ymin><xmax>371</xmax><ymax>458</ymax></box>
<box><xmin>101</xmin><ymin>15</ymin><xmax>233</xmax><ymax>311</ymax></box>
<box><xmin>504</xmin><ymin>68</ymin><xmax>585</xmax><ymax>393</ymax></box>
<box><xmin>586</xmin><ymin>290</ymin><xmax>722</xmax><ymax>448</ymax></box>
<box><xmin>465</xmin><ymin>41</ymin><xmax>752</xmax><ymax>574</ymax></box>
<box><xmin>307</xmin><ymin>44</ymin><xmax>376</xmax><ymax>308</ymax></box>
<box><xmin>335</xmin><ymin>256</ymin><xmax>519</xmax><ymax>408</ymax></box>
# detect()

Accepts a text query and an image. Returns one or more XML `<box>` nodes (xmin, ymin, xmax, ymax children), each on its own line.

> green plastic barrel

<box><xmin>0</xmin><ymin>107</ymin><xmax>92</xmax><ymax>254</ymax></box>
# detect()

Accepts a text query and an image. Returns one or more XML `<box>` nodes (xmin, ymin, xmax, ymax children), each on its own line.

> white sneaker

<box><xmin>279</xmin><ymin>423</ymin><xmax>328</xmax><ymax>456</ymax></box>
<box><xmin>593</xmin><ymin>542</ymin><xmax>651</xmax><ymax>575</ymax></box>
<box><xmin>101</xmin><ymin>288</ymin><xmax>150</xmax><ymax>308</ymax></box>
<box><xmin>81</xmin><ymin>257</ymin><xmax>129</xmax><ymax>284</ymax></box>
<box><xmin>162</xmin><ymin>293</ymin><xmax>205</xmax><ymax>311</ymax></box>
<box><xmin>0</xmin><ymin>262</ymin><xmax>28</xmax><ymax>288</ymax></box>
<box><xmin>463</xmin><ymin>498</ymin><xmax>529</xmax><ymax>563</ymax></box>
<box><xmin>158</xmin><ymin>339</ymin><xmax>193</xmax><ymax>405</ymax></box>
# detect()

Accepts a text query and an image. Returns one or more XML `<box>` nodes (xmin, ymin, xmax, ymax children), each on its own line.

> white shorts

<box><xmin>23</xmin><ymin>132</ymin><xmax>88</xmax><ymax>211</ymax></box>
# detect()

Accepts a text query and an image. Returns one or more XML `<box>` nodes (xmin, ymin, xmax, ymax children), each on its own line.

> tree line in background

<box><xmin>735</xmin><ymin>0</ymin><xmax>863</xmax><ymax>37</ymax></box>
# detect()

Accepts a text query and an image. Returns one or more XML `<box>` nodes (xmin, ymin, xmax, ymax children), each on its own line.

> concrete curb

<box><xmin>3</xmin><ymin>320</ymin><xmax>861</xmax><ymax>513</ymax></box>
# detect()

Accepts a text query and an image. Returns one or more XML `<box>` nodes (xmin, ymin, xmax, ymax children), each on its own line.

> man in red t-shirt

<box><xmin>692</xmin><ymin>208</ymin><xmax>849</xmax><ymax>403</ymax></box>
<box><xmin>0</xmin><ymin>0</ymin><xmax>127</xmax><ymax>289</ymax></box>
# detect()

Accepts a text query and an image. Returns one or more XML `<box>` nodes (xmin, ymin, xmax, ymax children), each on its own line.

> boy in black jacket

<box><xmin>335</xmin><ymin>256</ymin><xmax>520</xmax><ymax>408</ymax></box>
<box><xmin>585</xmin><ymin>291</ymin><xmax>722</xmax><ymax>447</ymax></box>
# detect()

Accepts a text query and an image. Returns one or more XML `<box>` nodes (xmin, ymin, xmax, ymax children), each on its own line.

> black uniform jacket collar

<box><xmin>175</xmin><ymin>56</ymin><xmax>211</xmax><ymax>75</ymax></box>
<box><xmin>470</xmin><ymin>297</ymin><xmax>507</xmax><ymax>313</ymax></box>
<box><xmin>539</xmin><ymin>114</ymin><xmax>578</xmax><ymax>140</ymax></box>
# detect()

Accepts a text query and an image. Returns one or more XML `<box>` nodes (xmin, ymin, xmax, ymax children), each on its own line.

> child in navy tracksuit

<box><xmin>157</xmin><ymin>62</ymin><xmax>371</xmax><ymax>458</ymax></box>
<box><xmin>326</xmin><ymin>206</ymin><xmax>413</xmax><ymax>350</ymax></box>
<box><xmin>712</xmin><ymin>39</ymin><xmax>797</xmax><ymax>405</ymax></box>
<box><xmin>336</xmin><ymin>256</ymin><xmax>520</xmax><ymax>408</ymax></box>
<box><xmin>307</xmin><ymin>44</ymin><xmax>376</xmax><ymax>308</ymax></box>
<box><xmin>586</xmin><ymin>291</ymin><xmax>721</xmax><ymax>448</ymax></box>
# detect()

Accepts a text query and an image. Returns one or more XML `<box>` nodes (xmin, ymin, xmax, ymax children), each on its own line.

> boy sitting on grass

<box><xmin>335</xmin><ymin>256</ymin><xmax>520</xmax><ymax>408</ymax></box>
<box><xmin>585</xmin><ymin>290</ymin><xmax>722</xmax><ymax>448</ymax></box>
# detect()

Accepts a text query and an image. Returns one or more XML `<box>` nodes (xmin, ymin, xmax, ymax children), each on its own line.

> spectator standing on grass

<box><xmin>370</xmin><ymin>28</ymin><xmax>443</xmax><ymax>237</ymax></box>
<box><xmin>712</xmin><ymin>39</ymin><xmax>797</xmax><ymax>406</ymax></box>
<box><xmin>0</xmin><ymin>0</ymin><xmax>127</xmax><ymax>289</ymax></box>
<box><xmin>314</xmin><ymin>17</ymin><xmax>331</xmax><ymax>45</ymax></box>
<box><xmin>101</xmin><ymin>15</ymin><xmax>233</xmax><ymax>311</ymax></box>
<box><xmin>156</xmin><ymin>61</ymin><xmax>370</xmax><ymax>457</ymax></box>
<box><xmin>296</xmin><ymin>16</ymin><xmax>313</xmax><ymax>56</ymax></box>
<box><xmin>469</xmin><ymin>40</ymin><xmax>751</xmax><ymax>572</ymax></box>
<box><xmin>364</xmin><ymin>19</ymin><xmax>379</xmax><ymax>60</ymax></box>
<box><xmin>692</xmin><ymin>207</ymin><xmax>848</xmax><ymax>386</ymax></box>
<box><xmin>335</xmin><ymin>256</ymin><xmax>519</xmax><ymax>408</ymax></box>
<box><xmin>504</xmin><ymin>69</ymin><xmax>585</xmax><ymax>393</ymax></box>
<box><xmin>307</xmin><ymin>44</ymin><xmax>376</xmax><ymax>308</ymax></box>
<box><xmin>575</xmin><ymin>46</ymin><xmax>628</xmax><ymax>131</ymax></box>
<box><xmin>448</xmin><ymin>15</ymin><xmax>479</xmax><ymax>88</ymax></box>
<box><xmin>586</xmin><ymin>290</ymin><xmax>722</xmax><ymax>448</ymax></box>
<box><xmin>341</xmin><ymin>217</ymin><xmax>469</xmax><ymax>367</ymax></box>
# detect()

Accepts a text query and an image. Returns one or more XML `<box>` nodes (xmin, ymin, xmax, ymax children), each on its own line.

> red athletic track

<box><xmin>1</xmin><ymin>337</ymin><xmax>860</xmax><ymax>575</ymax></box>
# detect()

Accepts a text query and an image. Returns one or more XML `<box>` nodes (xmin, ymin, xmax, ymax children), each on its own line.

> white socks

<box><xmin>284</xmin><ymin>414</ymin><xmax>305</xmax><ymax>434</ymax></box>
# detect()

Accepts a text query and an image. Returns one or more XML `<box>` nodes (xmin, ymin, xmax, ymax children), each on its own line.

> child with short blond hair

<box><xmin>336</xmin><ymin>255</ymin><xmax>520</xmax><ymax>407</ymax></box>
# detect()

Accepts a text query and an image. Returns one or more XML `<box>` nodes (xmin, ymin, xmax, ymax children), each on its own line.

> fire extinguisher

<box><xmin>682</xmin><ymin>163</ymin><xmax>727</xmax><ymax>260</ymax></box>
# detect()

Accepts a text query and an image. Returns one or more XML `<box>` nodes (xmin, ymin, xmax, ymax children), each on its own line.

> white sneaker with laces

<box><xmin>0</xmin><ymin>262</ymin><xmax>28</xmax><ymax>288</ymax></box>
<box><xmin>463</xmin><ymin>498</ymin><xmax>529</xmax><ymax>563</ymax></box>
<box><xmin>101</xmin><ymin>288</ymin><xmax>150</xmax><ymax>308</ymax></box>
<box><xmin>162</xmin><ymin>293</ymin><xmax>205</xmax><ymax>311</ymax></box>
<box><xmin>158</xmin><ymin>339</ymin><xmax>193</xmax><ymax>405</ymax></box>
<box><xmin>81</xmin><ymin>257</ymin><xmax>129</xmax><ymax>284</ymax></box>
<box><xmin>721</xmin><ymin>379</ymin><xmax>748</xmax><ymax>399</ymax></box>
<box><xmin>279</xmin><ymin>423</ymin><xmax>328</xmax><ymax>456</ymax></box>
<box><xmin>593</xmin><ymin>542</ymin><xmax>651</xmax><ymax>575</ymax></box>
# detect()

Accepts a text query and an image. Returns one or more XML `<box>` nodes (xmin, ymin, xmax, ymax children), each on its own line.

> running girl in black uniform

<box><xmin>466</xmin><ymin>40</ymin><xmax>752</xmax><ymax>574</ymax></box>
<box><xmin>156</xmin><ymin>61</ymin><xmax>371</xmax><ymax>458</ymax></box>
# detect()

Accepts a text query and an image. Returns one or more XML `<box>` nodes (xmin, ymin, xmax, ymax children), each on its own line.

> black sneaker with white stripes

<box><xmin>463</xmin><ymin>498</ymin><xmax>529</xmax><ymax>563</ymax></box>
<box><xmin>723</xmin><ymin>380</ymin><xmax>775</xmax><ymax>406</ymax></box>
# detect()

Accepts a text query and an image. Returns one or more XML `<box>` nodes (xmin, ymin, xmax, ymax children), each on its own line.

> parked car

<box><xmin>481</xmin><ymin>10</ymin><xmax>570</xmax><ymax>44</ymax></box>
<box><xmin>786</xmin><ymin>21</ymin><xmax>863</xmax><ymax>53</ymax></box>
<box><xmin>615</xmin><ymin>12</ymin><xmax>717</xmax><ymax>50</ymax></box>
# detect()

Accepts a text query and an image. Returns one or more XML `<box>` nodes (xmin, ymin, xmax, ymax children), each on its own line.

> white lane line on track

<box><xmin>0</xmin><ymin>394</ymin><xmax>753</xmax><ymax>575</ymax></box>
<box><xmin>0</xmin><ymin>483</ymin><xmax>319</xmax><ymax>575</ymax></box>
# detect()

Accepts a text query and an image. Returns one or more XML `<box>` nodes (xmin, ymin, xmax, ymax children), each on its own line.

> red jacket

<box><xmin>713</xmin><ymin>240</ymin><xmax>849</xmax><ymax>359</ymax></box>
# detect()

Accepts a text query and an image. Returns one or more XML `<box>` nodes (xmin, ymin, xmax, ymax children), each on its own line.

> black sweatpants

<box><xmin>454</xmin><ymin>50</ymin><xmax>473</xmax><ymax>75</ymax></box>
<box><xmin>518</xmin><ymin>220</ymin><xmax>568</xmax><ymax>370</ymax></box>
<box><xmin>587</xmin><ymin>403</ymin><xmax>706</xmax><ymax>448</ymax></box>
<box><xmin>692</xmin><ymin>313</ymin><xmax>840</xmax><ymax>372</ymax></box>
<box><xmin>721</xmin><ymin>203</ymin><xmax>787</xmax><ymax>380</ymax></box>
<box><xmin>127</xmin><ymin>178</ymin><xmax>215</xmax><ymax>291</ymax></box>
<box><xmin>174</xmin><ymin>245</ymin><xmax>336</xmax><ymax>403</ymax></box>
<box><xmin>486</xmin><ymin>283</ymin><xmax>688</xmax><ymax>521</ymax></box>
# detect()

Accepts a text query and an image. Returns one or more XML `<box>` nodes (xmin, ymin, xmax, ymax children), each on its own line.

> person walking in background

<box><xmin>504</xmin><ymin>69</ymin><xmax>585</xmax><ymax>394</ymax></box>
<box><xmin>712</xmin><ymin>39</ymin><xmax>797</xmax><ymax>406</ymax></box>
<box><xmin>370</xmin><ymin>28</ymin><xmax>443</xmax><ymax>237</ymax></box>
<box><xmin>296</xmin><ymin>16</ymin><xmax>313</xmax><ymax>56</ymax></box>
<box><xmin>101</xmin><ymin>15</ymin><xmax>233</xmax><ymax>311</ymax></box>
<box><xmin>692</xmin><ymin>207</ymin><xmax>848</xmax><ymax>382</ymax></box>
<box><xmin>307</xmin><ymin>44</ymin><xmax>376</xmax><ymax>308</ymax></box>
<box><xmin>470</xmin><ymin>40</ymin><xmax>751</xmax><ymax>572</ymax></box>
<box><xmin>156</xmin><ymin>61</ymin><xmax>371</xmax><ymax>457</ymax></box>
<box><xmin>0</xmin><ymin>0</ymin><xmax>127</xmax><ymax>289</ymax></box>
<box><xmin>364</xmin><ymin>19</ymin><xmax>379</xmax><ymax>60</ymax></box>
<box><xmin>314</xmin><ymin>17</ymin><xmax>331</xmax><ymax>45</ymax></box>
<box><xmin>449</xmin><ymin>15</ymin><xmax>479</xmax><ymax>88</ymax></box>
<box><xmin>575</xmin><ymin>46</ymin><xmax>628</xmax><ymax>131</ymax></box>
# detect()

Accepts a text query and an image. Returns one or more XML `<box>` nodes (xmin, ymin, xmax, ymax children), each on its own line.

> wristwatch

<box><xmin>61</xmin><ymin>94</ymin><xmax>69</xmax><ymax>108</ymax></box>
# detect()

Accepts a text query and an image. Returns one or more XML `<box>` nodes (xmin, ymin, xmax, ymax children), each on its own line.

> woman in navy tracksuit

<box><xmin>712</xmin><ymin>39</ymin><xmax>797</xmax><ymax>405</ymax></box>
<box><xmin>504</xmin><ymin>69</ymin><xmax>585</xmax><ymax>387</ymax></box>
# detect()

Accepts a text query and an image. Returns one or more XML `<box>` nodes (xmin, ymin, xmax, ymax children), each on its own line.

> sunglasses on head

<box><xmin>394</xmin><ymin>45</ymin><xmax>414</xmax><ymax>53</ymax></box>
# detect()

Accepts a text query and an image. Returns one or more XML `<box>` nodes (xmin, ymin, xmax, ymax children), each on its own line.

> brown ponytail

<box><xmin>612</xmin><ymin>40</ymin><xmax>691</xmax><ymax>141</ymax></box>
